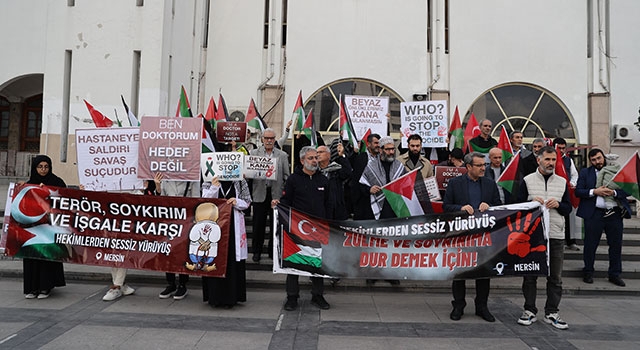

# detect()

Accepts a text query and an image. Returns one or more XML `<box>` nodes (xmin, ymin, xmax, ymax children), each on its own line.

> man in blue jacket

<box><xmin>576</xmin><ymin>148</ymin><xmax>631</xmax><ymax>287</ymax></box>
<box><xmin>443</xmin><ymin>152</ymin><xmax>501</xmax><ymax>322</ymax></box>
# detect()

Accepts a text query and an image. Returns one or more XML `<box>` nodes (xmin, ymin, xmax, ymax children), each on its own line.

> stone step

<box><xmin>563</xmin><ymin>244</ymin><xmax>640</xmax><ymax>261</ymax></box>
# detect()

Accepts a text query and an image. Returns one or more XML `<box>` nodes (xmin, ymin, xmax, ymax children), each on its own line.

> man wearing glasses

<box><xmin>443</xmin><ymin>152</ymin><xmax>501</xmax><ymax>322</ymax></box>
<box><xmin>249</xmin><ymin>128</ymin><xmax>290</xmax><ymax>263</ymax></box>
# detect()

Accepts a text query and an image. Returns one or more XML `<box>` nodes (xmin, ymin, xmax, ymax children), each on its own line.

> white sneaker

<box><xmin>37</xmin><ymin>290</ymin><xmax>51</xmax><ymax>299</ymax></box>
<box><xmin>544</xmin><ymin>313</ymin><xmax>569</xmax><ymax>330</ymax></box>
<box><xmin>121</xmin><ymin>284</ymin><xmax>135</xmax><ymax>296</ymax></box>
<box><xmin>102</xmin><ymin>288</ymin><xmax>123</xmax><ymax>301</ymax></box>
<box><xmin>517</xmin><ymin>310</ymin><xmax>537</xmax><ymax>326</ymax></box>
<box><xmin>25</xmin><ymin>292</ymin><xmax>38</xmax><ymax>299</ymax></box>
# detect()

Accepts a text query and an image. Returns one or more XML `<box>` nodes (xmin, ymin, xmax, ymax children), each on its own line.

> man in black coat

<box><xmin>274</xmin><ymin>146</ymin><xmax>331</xmax><ymax>311</ymax></box>
<box><xmin>443</xmin><ymin>151</ymin><xmax>501</xmax><ymax>322</ymax></box>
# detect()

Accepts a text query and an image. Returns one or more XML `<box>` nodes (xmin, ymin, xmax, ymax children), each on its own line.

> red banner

<box><xmin>3</xmin><ymin>184</ymin><xmax>232</xmax><ymax>277</ymax></box>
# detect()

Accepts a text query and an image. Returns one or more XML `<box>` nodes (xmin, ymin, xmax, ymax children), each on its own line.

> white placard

<box><xmin>244</xmin><ymin>155</ymin><xmax>278</xmax><ymax>180</ymax></box>
<box><xmin>400</xmin><ymin>100</ymin><xmax>448</xmax><ymax>148</ymax></box>
<box><xmin>76</xmin><ymin>127</ymin><xmax>143</xmax><ymax>191</ymax></box>
<box><xmin>345</xmin><ymin>95</ymin><xmax>389</xmax><ymax>141</ymax></box>
<box><xmin>200</xmin><ymin>152</ymin><xmax>243</xmax><ymax>182</ymax></box>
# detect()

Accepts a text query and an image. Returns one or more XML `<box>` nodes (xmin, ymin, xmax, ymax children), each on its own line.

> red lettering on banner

<box><xmin>345</xmin><ymin>232</ymin><xmax>388</xmax><ymax>248</ymax></box>
<box><xmin>359</xmin><ymin>252</ymin><xmax>388</xmax><ymax>267</ymax></box>
<box><xmin>390</xmin><ymin>253</ymin><xmax>439</xmax><ymax>268</ymax></box>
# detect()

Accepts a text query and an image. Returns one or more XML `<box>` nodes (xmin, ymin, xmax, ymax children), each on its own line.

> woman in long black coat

<box><xmin>22</xmin><ymin>155</ymin><xmax>67</xmax><ymax>299</ymax></box>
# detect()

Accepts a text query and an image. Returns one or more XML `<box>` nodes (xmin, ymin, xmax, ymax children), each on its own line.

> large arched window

<box><xmin>465</xmin><ymin>82</ymin><xmax>577</xmax><ymax>145</ymax></box>
<box><xmin>21</xmin><ymin>94</ymin><xmax>42</xmax><ymax>152</ymax></box>
<box><xmin>0</xmin><ymin>96</ymin><xmax>9</xmax><ymax>150</ymax></box>
<box><xmin>303</xmin><ymin>78</ymin><xmax>405</xmax><ymax>140</ymax></box>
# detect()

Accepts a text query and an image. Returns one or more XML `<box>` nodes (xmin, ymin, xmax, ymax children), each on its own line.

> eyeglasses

<box><xmin>37</xmin><ymin>165</ymin><xmax>50</xmax><ymax>169</ymax></box>
<box><xmin>263</xmin><ymin>136</ymin><xmax>275</xmax><ymax>140</ymax></box>
<box><xmin>470</xmin><ymin>163</ymin><xmax>485</xmax><ymax>168</ymax></box>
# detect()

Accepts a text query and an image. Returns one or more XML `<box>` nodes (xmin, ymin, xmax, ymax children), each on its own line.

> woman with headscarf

<box><xmin>201</xmin><ymin>175</ymin><xmax>251</xmax><ymax>309</ymax></box>
<box><xmin>23</xmin><ymin>155</ymin><xmax>67</xmax><ymax>299</ymax></box>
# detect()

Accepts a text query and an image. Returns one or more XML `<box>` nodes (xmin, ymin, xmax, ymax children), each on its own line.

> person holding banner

<box><xmin>274</xmin><ymin>146</ymin><xmax>331</xmax><ymax>311</ymax></box>
<box><xmin>201</xmin><ymin>176</ymin><xmax>251</xmax><ymax>309</ymax></box>
<box><xmin>250</xmin><ymin>128</ymin><xmax>290</xmax><ymax>263</ymax></box>
<box><xmin>158</xmin><ymin>178</ymin><xmax>201</xmax><ymax>300</ymax></box>
<box><xmin>517</xmin><ymin>146</ymin><xmax>572</xmax><ymax>330</ymax></box>
<box><xmin>443</xmin><ymin>152</ymin><xmax>501</xmax><ymax>322</ymax></box>
<box><xmin>21</xmin><ymin>155</ymin><xmax>67</xmax><ymax>299</ymax></box>
<box><xmin>359</xmin><ymin>136</ymin><xmax>405</xmax><ymax>285</ymax></box>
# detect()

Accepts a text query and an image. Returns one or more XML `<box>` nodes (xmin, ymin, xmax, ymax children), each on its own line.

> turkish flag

<box><xmin>289</xmin><ymin>209</ymin><xmax>329</xmax><ymax>245</ymax></box>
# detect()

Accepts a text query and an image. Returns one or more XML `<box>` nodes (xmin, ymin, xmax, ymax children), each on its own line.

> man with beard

<box><xmin>350</xmin><ymin>133</ymin><xmax>381</xmax><ymax>220</ymax></box>
<box><xmin>517</xmin><ymin>146</ymin><xmax>572</xmax><ymax>330</ymax></box>
<box><xmin>576</xmin><ymin>148</ymin><xmax>632</xmax><ymax>287</ymax></box>
<box><xmin>359</xmin><ymin>136</ymin><xmax>405</xmax><ymax>286</ymax></box>
<box><xmin>510</xmin><ymin>131</ymin><xmax>537</xmax><ymax>176</ymax></box>
<box><xmin>274</xmin><ymin>146</ymin><xmax>331</xmax><ymax>311</ymax></box>
<box><xmin>443</xmin><ymin>152</ymin><xmax>500</xmax><ymax>322</ymax></box>
<box><xmin>398</xmin><ymin>134</ymin><xmax>434</xmax><ymax>179</ymax></box>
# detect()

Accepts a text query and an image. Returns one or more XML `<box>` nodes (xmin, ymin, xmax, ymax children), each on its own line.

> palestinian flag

<box><xmin>612</xmin><ymin>151</ymin><xmax>640</xmax><ymax>201</ymax></box>
<box><xmin>463</xmin><ymin>113</ymin><xmax>479</xmax><ymax>153</ymax></box>
<box><xmin>282</xmin><ymin>229</ymin><xmax>322</xmax><ymax>272</ymax></box>
<box><xmin>121</xmin><ymin>95</ymin><xmax>139</xmax><ymax>127</ymax></box>
<box><xmin>175</xmin><ymin>85</ymin><xmax>192</xmax><ymax>118</ymax></box>
<box><xmin>497</xmin><ymin>125</ymin><xmax>513</xmax><ymax>163</ymax></box>
<box><xmin>497</xmin><ymin>150</ymin><xmax>522</xmax><ymax>195</ymax></box>
<box><xmin>448</xmin><ymin>106</ymin><xmax>464</xmax><ymax>151</ymax></box>
<box><xmin>246</xmin><ymin>98</ymin><xmax>267</xmax><ymax>132</ymax></box>
<box><xmin>359</xmin><ymin>128</ymin><xmax>372</xmax><ymax>153</ymax></box>
<box><xmin>214</xmin><ymin>93</ymin><xmax>229</xmax><ymax>126</ymax></box>
<box><xmin>381</xmin><ymin>168</ymin><xmax>432</xmax><ymax>218</ymax></box>
<box><xmin>204</xmin><ymin>97</ymin><xmax>216</xmax><ymax>125</ymax></box>
<box><xmin>198</xmin><ymin>113</ymin><xmax>216</xmax><ymax>153</ymax></box>
<box><xmin>292</xmin><ymin>90</ymin><xmax>305</xmax><ymax>133</ymax></box>
<box><xmin>554</xmin><ymin>149</ymin><xmax>579</xmax><ymax>208</ymax></box>
<box><xmin>84</xmin><ymin>100</ymin><xmax>113</xmax><ymax>128</ymax></box>
<box><xmin>339</xmin><ymin>95</ymin><xmax>358</xmax><ymax>150</ymax></box>
<box><xmin>301</xmin><ymin>108</ymin><xmax>317</xmax><ymax>146</ymax></box>
<box><xmin>7</xmin><ymin>186</ymin><xmax>70</xmax><ymax>260</ymax></box>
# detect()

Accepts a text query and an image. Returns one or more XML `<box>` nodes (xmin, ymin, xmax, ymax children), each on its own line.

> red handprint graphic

<box><xmin>506</xmin><ymin>211</ymin><xmax>546</xmax><ymax>258</ymax></box>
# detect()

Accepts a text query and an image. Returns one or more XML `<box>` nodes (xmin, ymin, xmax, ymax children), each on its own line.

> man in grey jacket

<box><xmin>249</xmin><ymin>128</ymin><xmax>290</xmax><ymax>262</ymax></box>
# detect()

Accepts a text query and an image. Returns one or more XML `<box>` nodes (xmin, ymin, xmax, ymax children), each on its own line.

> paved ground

<box><xmin>1</xmin><ymin>268</ymin><xmax>640</xmax><ymax>350</ymax></box>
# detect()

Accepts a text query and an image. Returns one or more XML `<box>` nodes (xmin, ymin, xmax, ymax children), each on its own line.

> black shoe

<box><xmin>608</xmin><ymin>276</ymin><xmax>626</xmax><ymax>287</ymax></box>
<box><xmin>159</xmin><ymin>285</ymin><xmax>177</xmax><ymax>299</ymax></box>
<box><xmin>284</xmin><ymin>297</ymin><xmax>298</xmax><ymax>311</ymax></box>
<box><xmin>311</xmin><ymin>295</ymin><xmax>330</xmax><ymax>310</ymax></box>
<box><xmin>252</xmin><ymin>254</ymin><xmax>261</xmax><ymax>263</ymax></box>
<box><xmin>583</xmin><ymin>274</ymin><xmax>594</xmax><ymax>284</ymax></box>
<box><xmin>173</xmin><ymin>285</ymin><xmax>188</xmax><ymax>300</ymax></box>
<box><xmin>475</xmin><ymin>307</ymin><xmax>495</xmax><ymax>322</ymax></box>
<box><xmin>450</xmin><ymin>306</ymin><xmax>464</xmax><ymax>321</ymax></box>
<box><xmin>387</xmin><ymin>279</ymin><xmax>400</xmax><ymax>285</ymax></box>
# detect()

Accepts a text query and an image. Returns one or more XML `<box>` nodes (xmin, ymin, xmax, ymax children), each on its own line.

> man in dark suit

<box><xmin>349</xmin><ymin>133</ymin><xmax>380</xmax><ymax>220</ymax></box>
<box><xmin>576</xmin><ymin>148</ymin><xmax>631</xmax><ymax>287</ymax></box>
<box><xmin>443</xmin><ymin>151</ymin><xmax>501</xmax><ymax>322</ymax></box>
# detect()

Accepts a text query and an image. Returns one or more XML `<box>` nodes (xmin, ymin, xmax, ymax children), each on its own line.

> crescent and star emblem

<box><xmin>297</xmin><ymin>219</ymin><xmax>317</xmax><ymax>235</ymax></box>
